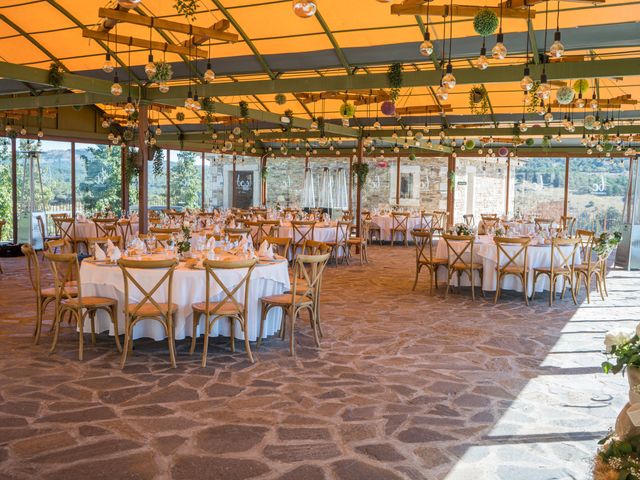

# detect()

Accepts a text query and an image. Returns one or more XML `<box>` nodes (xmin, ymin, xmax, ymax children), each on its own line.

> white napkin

<box><xmin>258</xmin><ymin>240</ymin><xmax>275</xmax><ymax>259</ymax></box>
<box><xmin>93</xmin><ymin>243</ymin><xmax>106</xmax><ymax>261</ymax></box>
<box><xmin>206</xmin><ymin>236</ymin><xmax>216</xmax><ymax>250</ymax></box>
<box><xmin>106</xmin><ymin>239</ymin><xmax>115</xmax><ymax>258</ymax></box>
<box><xmin>110</xmin><ymin>247</ymin><xmax>121</xmax><ymax>262</ymax></box>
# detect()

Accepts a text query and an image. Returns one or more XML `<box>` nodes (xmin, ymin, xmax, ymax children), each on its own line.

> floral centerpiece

<box><xmin>494</xmin><ymin>227</ymin><xmax>505</xmax><ymax>237</ymax></box>
<box><xmin>595</xmin><ymin>433</ymin><xmax>640</xmax><ymax>480</ymax></box>
<box><xmin>602</xmin><ymin>326</ymin><xmax>640</xmax><ymax>375</ymax></box>
<box><xmin>450</xmin><ymin>223</ymin><xmax>473</xmax><ymax>236</ymax></box>
<box><xmin>595</xmin><ymin>231</ymin><xmax>623</xmax><ymax>257</ymax></box>
<box><xmin>176</xmin><ymin>221</ymin><xmax>192</xmax><ymax>254</ymax></box>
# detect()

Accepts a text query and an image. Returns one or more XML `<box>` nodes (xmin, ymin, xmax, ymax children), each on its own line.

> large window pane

<box><xmin>17</xmin><ymin>139</ymin><xmax>71</xmax><ymax>244</ymax></box>
<box><xmin>568</xmin><ymin>157</ymin><xmax>630</xmax><ymax>233</ymax></box>
<box><xmin>76</xmin><ymin>143</ymin><xmax>122</xmax><ymax>216</ymax></box>
<box><xmin>455</xmin><ymin>157</ymin><xmax>507</xmax><ymax>223</ymax></box>
<box><xmin>511</xmin><ymin>157</ymin><xmax>566</xmax><ymax>221</ymax></box>
<box><xmin>0</xmin><ymin>139</ymin><xmax>12</xmax><ymax>241</ymax></box>
<box><xmin>266</xmin><ymin>156</ymin><xmax>302</xmax><ymax>209</ymax></box>
<box><xmin>170</xmin><ymin>150</ymin><xmax>202</xmax><ymax>210</ymax></box>
<box><xmin>149</xmin><ymin>148</ymin><xmax>168</xmax><ymax>214</ymax></box>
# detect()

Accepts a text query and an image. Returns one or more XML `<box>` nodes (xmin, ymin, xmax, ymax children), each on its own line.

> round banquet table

<box><xmin>250</xmin><ymin>222</ymin><xmax>347</xmax><ymax>258</ymax></box>
<box><xmin>62</xmin><ymin>219</ymin><xmax>140</xmax><ymax>240</ymax></box>
<box><xmin>79</xmin><ymin>257</ymin><xmax>289</xmax><ymax>342</ymax></box>
<box><xmin>434</xmin><ymin>235</ymin><xmax>582</xmax><ymax>296</ymax></box>
<box><xmin>370</xmin><ymin>215</ymin><xmax>424</xmax><ymax>242</ymax></box>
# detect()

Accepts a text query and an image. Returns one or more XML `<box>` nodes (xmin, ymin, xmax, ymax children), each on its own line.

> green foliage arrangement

<box><xmin>152</xmin><ymin>146</ymin><xmax>164</xmax><ymax>176</ymax></box>
<box><xmin>595</xmin><ymin>433</ymin><xmax>640</xmax><ymax>480</ymax></box>
<box><xmin>317</xmin><ymin>116</ymin><xmax>325</xmax><ymax>137</ymax></box>
<box><xmin>448</xmin><ymin>170</ymin><xmax>456</xmax><ymax>191</ymax></box>
<box><xmin>526</xmin><ymin>82</ymin><xmax>542</xmax><ymax>113</ymax></box>
<box><xmin>339</xmin><ymin>102</ymin><xmax>356</xmax><ymax>118</ymax></box>
<box><xmin>239</xmin><ymin>101</ymin><xmax>249</xmax><ymax>118</ymax></box>
<box><xmin>473</xmin><ymin>8</ymin><xmax>499</xmax><ymax>37</ymax></box>
<box><xmin>148</xmin><ymin>61</ymin><xmax>173</xmax><ymax>83</ymax></box>
<box><xmin>525</xmin><ymin>138</ymin><xmax>535</xmax><ymax>147</ymax></box>
<box><xmin>594</xmin><ymin>231</ymin><xmax>622</xmax><ymax>257</ymax></box>
<box><xmin>174</xmin><ymin>0</ymin><xmax>198</xmax><ymax>20</ymax></box>
<box><xmin>408</xmin><ymin>153</ymin><xmax>416</xmax><ymax>161</ymax></box>
<box><xmin>176</xmin><ymin>112</ymin><xmax>185</xmax><ymax>122</ymax></box>
<box><xmin>451</xmin><ymin>223</ymin><xmax>472</xmax><ymax>236</ymax></box>
<box><xmin>47</xmin><ymin>63</ymin><xmax>64</xmax><ymax>89</ymax></box>
<box><xmin>464</xmin><ymin>139</ymin><xmax>476</xmax><ymax>150</ymax></box>
<box><xmin>201</xmin><ymin>97</ymin><xmax>215</xmax><ymax>113</ymax></box>
<box><xmin>469</xmin><ymin>86</ymin><xmax>490</xmax><ymax>116</ymax></box>
<box><xmin>601</xmin><ymin>325</ymin><xmax>639</xmax><ymax>375</ymax></box>
<box><xmin>125</xmin><ymin>148</ymin><xmax>140</xmax><ymax>185</ymax></box>
<box><xmin>573</xmin><ymin>79</ymin><xmax>589</xmax><ymax>95</ymax></box>
<box><xmin>352</xmin><ymin>162</ymin><xmax>369</xmax><ymax>186</ymax></box>
<box><xmin>275</xmin><ymin>94</ymin><xmax>287</xmax><ymax>105</ymax></box>
<box><xmin>177</xmin><ymin>223</ymin><xmax>192</xmax><ymax>253</ymax></box>
<box><xmin>387</xmin><ymin>63</ymin><xmax>403</xmax><ymax>103</ymax></box>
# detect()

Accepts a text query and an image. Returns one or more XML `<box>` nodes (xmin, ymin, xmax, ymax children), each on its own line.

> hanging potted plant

<box><xmin>47</xmin><ymin>63</ymin><xmax>64</xmax><ymax>89</ymax></box>
<box><xmin>473</xmin><ymin>8</ymin><xmax>499</xmax><ymax>37</ymax></box>
<box><xmin>239</xmin><ymin>101</ymin><xmax>249</xmax><ymax>118</ymax></box>
<box><xmin>352</xmin><ymin>162</ymin><xmax>369</xmax><ymax>186</ymax></box>
<box><xmin>385</xmin><ymin>63</ymin><xmax>403</xmax><ymax>115</ymax></box>
<box><xmin>148</xmin><ymin>61</ymin><xmax>173</xmax><ymax>85</ymax></box>
<box><xmin>469</xmin><ymin>86</ymin><xmax>490</xmax><ymax>115</ymax></box>
<box><xmin>274</xmin><ymin>94</ymin><xmax>287</xmax><ymax>105</ymax></box>
<box><xmin>339</xmin><ymin>101</ymin><xmax>356</xmax><ymax>118</ymax></box>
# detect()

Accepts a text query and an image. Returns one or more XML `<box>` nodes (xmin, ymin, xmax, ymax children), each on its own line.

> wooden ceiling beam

<box><xmin>391</xmin><ymin>3</ymin><xmax>534</xmax><ymax>19</ymax></box>
<box><xmin>97</xmin><ymin>8</ymin><xmax>238</xmax><ymax>43</ymax></box>
<box><xmin>82</xmin><ymin>29</ymin><xmax>208</xmax><ymax>58</ymax></box>
<box><xmin>395</xmin><ymin>105</ymin><xmax>453</xmax><ymax>115</ymax></box>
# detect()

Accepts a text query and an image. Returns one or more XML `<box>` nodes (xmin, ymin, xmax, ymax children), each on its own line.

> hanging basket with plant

<box><xmin>151</xmin><ymin>146</ymin><xmax>164</xmax><ymax>176</ymax></box>
<box><xmin>469</xmin><ymin>85</ymin><xmax>490</xmax><ymax>116</ymax></box>
<box><xmin>47</xmin><ymin>63</ymin><xmax>64</xmax><ymax>89</ymax></box>
<box><xmin>387</xmin><ymin>63</ymin><xmax>403</xmax><ymax>103</ymax></box>
<box><xmin>148</xmin><ymin>61</ymin><xmax>173</xmax><ymax>84</ymax></box>
<box><xmin>174</xmin><ymin>0</ymin><xmax>198</xmax><ymax>20</ymax></box>
<box><xmin>352</xmin><ymin>162</ymin><xmax>369</xmax><ymax>186</ymax></box>
<box><xmin>473</xmin><ymin>8</ymin><xmax>499</xmax><ymax>37</ymax></box>
<box><xmin>274</xmin><ymin>94</ymin><xmax>286</xmax><ymax>105</ymax></box>
<box><xmin>339</xmin><ymin>101</ymin><xmax>356</xmax><ymax>118</ymax></box>
<box><xmin>573</xmin><ymin>79</ymin><xmax>589</xmax><ymax>95</ymax></box>
<box><xmin>239</xmin><ymin>100</ymin><xmax>249</xmax><ymax>118</ymax></box>
<box><xmin>176</xmin><ymin>112</ymin><xmax>185</xmax><ymax>122</ymax></box>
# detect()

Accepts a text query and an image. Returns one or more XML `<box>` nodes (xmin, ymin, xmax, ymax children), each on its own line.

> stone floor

<box><xmin>0</xmin><ymin>246</ymin><xmax>635</xmax><ymax>480</ymax></box>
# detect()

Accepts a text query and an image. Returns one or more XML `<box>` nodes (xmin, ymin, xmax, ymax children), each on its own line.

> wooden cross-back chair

<box><xmin>258</xmin><ymin>220</ymin><xmax>280</xmax><ymax>243</ymax></box>
<box><xmin>532</xmin><ymin>237</ymin><xmax>579</xmax><ymax>306</ymax></box>
<box><xmin>118</xmin><ymin>258</ymin><xmax>179</xmax><ymax>368</ymax></box>
<box><xmin>482</xmin><ymin>217</ymin><xmax>499</xmax><ymax>233</ymax></box>
<box><xmin>92</xmin><ymin>217</ymin><xmax>118</xmax><ymax>237</ymax></box>
<box><xmin>326</xmin><ymin>221</ymin><xmax>350</xmax><ymax>266</ymax></box>
<box><xmin>259</xmin><ymin>253</ymin><xmax>330</xmax><ymax>356</ymax></box>
<box><xmin>50</xmin><ymin>213</ymin><xmax>69</xmax><ymax>235</ymax></box>
<box><xmin>574</xmin><ymin>229</ymin><xmax>605</xmax><ymax>303</ymax></box>
<box><xmin>494</xmin><ymin>237</ymin><xmax>531</xmax><ymax>305</ymax></box>
<box><xmin>534</xmin><ymin>217</ymin><xmax>554</xmax><ymax>232</ymax></box>
<box><xmin>303</xmin><ymin>240</ymin><xmax>331</xmax><ymax>256</ymax></box>
<box><xmin>432</xmin><ymin>211</ymin><xmax>448</xmax><ymax>235</ymax></box>
<box><xmin>22</xmin><ymin>244</ymin><xmax>77</xmax><ymax>345</ymax></box>
<box><xmin>52</xmin><ymin>216</ymin><xmax>78</xmax><ymax>251</ymax></box>
<box><xmin>291</xmin><ymin>220</ymin><xmax>316</xmax><ymax>259</ymax></box>
<box><xmin>252</xmin><ymin>209</ymin><xmax>268</xmax><ymax>220</ymax></box>
<box><xmin>243</xmin><ymin>220</ymin><xmax>262</xmax><ymax>247</ymax></box>
<box><xmin>463</xmin><ymin>214</ymin><xmax>475</xmax><ymax>228</ymax></box>
<box><xmin>442</xmin><ymin>234</ymin><xmax>484</xmax><ymax>301</ymax></box>
<box><xmin>390</xmin><ymin>212</ymin><xmax>410</xmax><ymax>246</ymax></box>
<box><xmin>362</xmin><ymin>212</ymin><xmax>382</xmax><ymax>245</ymax></box>
<box><xmin>87</xmin><ymin>236</ymin><xmax>123</xmax><ymax>255</ymax></box>
<box><xmin>264</xmin><ymin>236</ymin><xmax>291</xmax><ymax>259</ymax></box>
<box><xmin>45</xmin><ymin>251</ymin><xmax>120</xmax><ymax>360</ymax></box>
<box><xmin>560</xmin><ymin>216</ymin><xmax>577</xmax><ymax>237</ymax></box>
<box><xmin>190</xmin><ymin>259</ymin><xmax>258</xmax><ymax>366</ymax></box>
<box><xmin>45</xmin><ymin>238</ymin><xmax>73</xmax><ymax>254</ymax></box>
<box><xmin>412</xmin><ymin>229</ymin><xmax>447</xmax><ymax>294</ymax></box>
<box><xmin>118</xmin><ymin>219</ymin><xmax>134</xmax><ymax>246</ymax></box>
<box><xmin>346</xmin><ymin>220</ymin><xmax>370</xmax><ymax>265</ymax></box>
<box><xmin>420</xmin><ymin>211</ymin><xmax>434</xmax><ymax>230</ymax></box>
<box><xmin>167</xmin><ymin>210</ymin><xmax>186</xmax><ymax>223</ymax></box>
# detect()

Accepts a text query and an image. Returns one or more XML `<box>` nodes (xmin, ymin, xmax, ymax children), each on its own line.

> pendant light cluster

<box><xmin>437</xmin><ymin>0</ymin><xmax>456</xmax><ymax>101</ymax></box>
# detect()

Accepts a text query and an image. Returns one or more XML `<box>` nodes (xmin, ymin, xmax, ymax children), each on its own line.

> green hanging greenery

<box><xmin>148</xmin><ymin>61</ymin><xmax>173</xmax><ymax>83</ymax></box>
<box><xmin>275</xmin><ymin>94</ymin><xmax>287</xmax><ymax>105</ymax></box>
<box><xmin>47</xmin><ymin>63</ymin><xmax>64</xmax><ymax>89</ymax></box>
<box><xmin>469</xmin><ymin>86</ymin><xmax>490</xmax><ymax>116</ymax></box>
<box><xmin>473</xmin><ymin>8</ymin><xmax>499</xmax><ymax>37</ymax></box>
<box><xmin>526</xmin><ymin>82</ymin><xmax>542</xmax><ymax>113</ymax></box>
<box><xmin>387</xmin><ymin>63</ymin><xmax>403</xmax><ymax>103</ymax></box>
<box><xmin>174</xmin><ymin>0</ymin><xmax>198</xmax><ymax>20</ymax></box>
<box><xmin>176</xmin><ymin>112</ymin><xmax>185</xmax><ymax>122</ymax></box>
<box><xmin>261</xmin><ymin>165</ymin><xmax>269</xmax><ymax>179</ymax></box>
<box><xmin>125</xmin><ymin>148</ymin><xmax>140</xmax><ymax>184</ymax></box>
<box><xmin>239</xmin><ymin>101</ymin><xmax>249</xmax><ymax>118</ymax></box>
<box><xmin>352</xmin><ymin>162</ymin><xmax>369</xmax><ymax>186</ymax></box>
<box><xmin>178</xmin><ymin>133</ymin><xmax>185</xmax><ymax>150</ymax></box>
<box><xmin>448</xmin><ymin>171</ymin><xmax>456</xmax><ymax>191</ymax></box>
<box><xmin>317</xmin><ymin>116</ymin><xmax>326</xmax><ymax>137</ymax></box>
<box><xmin>201</xmin><ymin>97</ymin><xmax>215</xmax><ymax>113</ymax></box>
<box><xmin>152</xmin><ymin>146</ymin><xmax>164</xmax><ymax>176</ymax></box>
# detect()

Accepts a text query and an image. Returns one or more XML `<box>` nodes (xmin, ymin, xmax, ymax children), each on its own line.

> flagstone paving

<box><xmin>0</xmin><ymin>246</ymin><xmax>635</xmax><ymax>479</ymax></box>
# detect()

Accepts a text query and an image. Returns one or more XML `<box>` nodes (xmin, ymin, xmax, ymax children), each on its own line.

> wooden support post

<box><xmin>71</xmin><ymin>142</ymin><xmax>76</xmax><ymax>218</ymax></box>
<box><xmin>11</xmin><ymin>137</ymin><xmax>17</xmax><ymax>243</ymax></box>
<box><xmin>395</xmin><ymin>153</ymin><xmax>401</xmax><ymax>206</ymax></box>
<box><xmin>166</xmin><ymin>149</ymin><xmax>171</xmax><ymax>210</ymax></box>
<box><xmin>120</xmin><ymin>146</ymin><xmax>129</xmax><ymax>215</ymax></box>
<box><xmin>137</xmin><ymin>105</ymin><xmax>149</xmax><ymax>234</ymax></box>
<box><xmin>447</xmin><ymin>155</ymin><xmax>456</xmax><ymax>227</ymax></box>
<box><xmin>505</xmin><ymin>158</ymin><xmax>511</xmax><ymax>216</ymax></box>
<box><xmin>355</xmin><ymin>138</ymin><xmax>364</xmax><ymax>237</ymax></box>
<box><xmin>261</xmin><ymin>154</ymin><xmax>267</xmax><ymax>207</ymax></box>
<box><xmin>201</xmin><ymin>152</ymin><xmax>205</xmax><ymax>210</ymax></box>
<box><xmin>232</xmin><ymin>155</ymin><xmax>237</xmax><ymax>208</ymax></box>
<box><xmin>348</xmin><ymin>155</ymin><xmax>353</xmax><ymax>212</ymax></box>
<box><xmin>563</xmin><ymin>155</ymin><xmax>570</xmax><ymax>218</ymax></box>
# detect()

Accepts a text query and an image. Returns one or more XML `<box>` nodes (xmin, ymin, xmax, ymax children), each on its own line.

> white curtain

<box><xmin>334</xmin><ymin>167</ymin><xmax>348</xmax><ymax>210</ymax></box>
<box><xmin>318</xmin><ymin>167</ymin><xmax>329</xmax><ymax>208</ymax></box>
<box><xmin>302</xmin><ymin>167</ymin><xmax>315</xmax><ymax>208</ymax></box>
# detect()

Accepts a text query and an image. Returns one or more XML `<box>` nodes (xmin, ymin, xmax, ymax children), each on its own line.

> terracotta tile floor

<box><xmin>0</xmin><ymin>246</ymin><xmax>635</xmax><ymax>479</ymax></box>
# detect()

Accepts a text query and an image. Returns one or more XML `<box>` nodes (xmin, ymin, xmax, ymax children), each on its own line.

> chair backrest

<box><xmin>362</xmin><ymin>210</ymin><xmax>373</xmax><ymax>221</ymax></box>
<box><xmin>243</xmin><ymin>220</ymin><xmax>261</xmax><ymax>246</ymax></box>
<box><xmin>149</xmin><ymin>227</ymin><xmax>181</xmax><ymax>235</ymax></box>
<box><xmin>52</xmin><ymin>216</ymin><xmax>76</xmax><ymax>245</ymax></box>
<box><xmin>481</xmin><ymin>213</ymin><xmax>497</xmax><ymax>221</ymax></box>
<box><xmin>202</xmin><ymin>258</ymin><xmax>258</xmax><ymax>317</ymax></box>
<box><xmin>265</xmin><ymin>235</ymin><xmax>291</xmax><ymax>258</ymax></box>
<box><xmin>291</xmin><ymin>253</ymin><xmax>330</xmax><ymax>299</ymax></box>
<box><xmin>118</xmin><ymin>258</ymin><xmax>178</xmax><ymax>320</ymax></box>
<box><xmin>46</xmin><ymin>238</ymin><xmax>72</xmax><ymax>254</ymax></box>
<box><xmin>87</xmin><ymin>236</ymin><xmax>123</xmax><ymax>254</ymax></box>
<box><xmin>419</xmin><ymin>211</ymin><xmax>434</xmax><ymax>230</ymax></box>
<box><xmin>560</xmin><ymin>216</ymin><xmax>576</xmax><ymax>236</ymax></box>
<box><xmin>258</xmin><ymin>220</ymin><xmax>280</xmax><ymax>242</ymax></box>
<box><xmin>93</xmin><ymin>217</ymin><xmax>118</xmax><ymax>237</ymax></box>
<box><xmin>534</xmin><ymin>218</ymin><xmax>554</xmax><ymax>231</ymax></box>
<box><xmin>50</xmin><ymin>213</ymin><xmax>68</xmax><ymax>235</ymax></box>
<box><xmin>335</xmin><ymin>221</ymin><xmax>350</xmax><ymax>245</ymax></box>
<box><xmin>44</xmin><ymin>251</ymin><xmax>82</xmax><ymax>302</ymax></box>
<box><xmin>463</xmin><ymin>214</ymin><xmax>475</xmax><ymax>228</ymax></box>
<box><xmin>118</xmin><ymin>219</ymin><xmax>133</xmax><ymax>246</ymax></box>
<box><xmin>482</xmin><ymin>217</ymin><xmax>499</xmax><ymax>230</ymax></box>
<box><xmin>225</xmin><ymin>227</ymin><xmax>251</xmax><ymax>239</ymax></box>
<box><xmin>21</xmin><ymin>244</ymin><xmax>42</xmax><ymax>295</ymax></box>
<box><xmin>576</xmin><ymin>229</ymin><xmax>596</xmax><ymax>266</ymax></box>
<box><xmin>442</xmin><ymin>234</ymin><xmax>476</xmax><ymax>267</ymax></box>
<box><xmin>303</xmin><ymin>240</ymin><xmax>331</xmax><ymax>255</ymax></box>
<box><xmin>252</xmin><ymin>209</ymin><xmax>268</xmax><ymax>220</ymax></box>
<box><xmin>291</xmin><ymin>221</ymin><xmax>316</xmax><ymax>246</ymax></box>
<box><xmin>391</xmin><ymin>212</ymin><xmax>410</xmax><ymax>231</ymax></box>
<box><xmin>36</xmin><ymin>215</ymin><xmax>47</xmax><ymax>242</ymax></box>
<box><xmin>341</xmin><ymin>211</ymin><xmax>353</xmax><ymax>222</ymax></box>
<box><xmin>360</xmin><ymin>220</ymin><xmax>371</xmax><ymax>241</ymax></box>
<box><xmin>413</xmin><ymin>229</ymin><xmax>437</xmax><ymax>264</ymax></box>
<box><xmin>550</xmin><ymin>237</ymin><xmax>579</xmax><ymax>272</ymax></box>
<box><xmin>432</xmin><ymin>211</ymin><xmax>448</xmax><ymax>231</ymax></box>
<box><xmin>495</xmin><ymin>237</ymin><xmax>530</xmax><ymax>272</ymax></box>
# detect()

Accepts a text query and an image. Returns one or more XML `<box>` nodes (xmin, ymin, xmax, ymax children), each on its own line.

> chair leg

<box><xmin>598</xmin><ymin>272</ymin><xmax>606</xmax><ymax>301</ymax></box>
<box><xmin>412</xmin><ymin>264</ymin><xmax>421</xmax><ymax>291</ymax></box>
<box><xmin>50</xmin><ymin>302</ymin><xmax>62</xmax><ymax>354</ymax></box>
<box><xmin>570</xmin><ymin>275</ymin><xmax>578</xmax><ymax>305</ymax></box>
<box><xmin>549</xmin><ymin>275</ymin><xmax>555</xmax><ymax>306</ymax></box>
<box><xmin>34</xmin><ymin>298</ymin><xmax>44</xmax><ymax>345</ymax></box>
<box><xmin>190</xmin><ymin>311</ymin><xmax>199</xmax><ymax>354</ymax></box>
<box><xmin>602</xmin><ymin>264</ymin><xmax>609</xmax><ymax>296</ymax></box>
<box><xmin>310</xmin><ymin>307</ymin><xmax>321</xmax><ymax>348</ymax></box>
<box><xmin>242</xmin><ymin>317</ymin><xmax>254</xmax><ymax>363</ymax></box>
<box><xmin>167</xmin><ymin>316</ymin><xmax>177</xmax><ymax>368</ymax></box>
<box><xmin>494</xmin><ymin>273</ymin><xmax>501</xmax><ymax>304</ymax></box>
<box><xmin>585</xmin><ymin>274</ymin><xmax>592</xmax><ymax>304</ymax></box>
<box><xmin>201</xmin><ymin>316</ymin><xmax>210</xmax><ymax>368</ymax></box>
<box><xmin>120</xmin><ymin>320</ymin><xmax>131</xmax><ymax>369</ymax></box>
<box><xmin>229</xmin><ymin>316</ymin><xmax>236</xmax><ymax>353</ymax></box>
<box><xmin>522</xmin><ymin>274</ymin><xmax>529</xmax><ymax>306</ymax></box>
<box><xmin>110</xmin><ymin>306</ymin><xmax>122</xmax><ymax>353</ymax></box>
<box><xmin>470</xmin><ymin>270</ymin><xmax>476</xmax><ymax>301</ymax></box>
<box><xmin>89</xmin><ymin>310</ymin><xmax>97</xmax><ymax>345</ymax></box>
<box><xmin>288</xmin><ymin>306</ymin><xmax>296</xmax><ymax>356</ymax></box>
<box><xmin>257</xmin><ymin>304</ymin><xmax>266</xmax><ymax>349</ymax></box>
<box><xmin>77</xmin><ymin>310</ymin><xmax>86</xmax><ymax>361</ymax></box>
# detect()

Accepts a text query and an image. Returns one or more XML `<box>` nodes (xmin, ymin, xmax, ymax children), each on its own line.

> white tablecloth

<box><xmin>371</xmin><ymin>215</ymin><xmax>423</xmax><ymax>242</ymax></box>
<box><xmin>62</xmin><ymin>220</ymin><xmax>139</xmax><ymax>240</ymax></box>
<box><xmin>435</xmin><ymin>235</ymin><xmax>581</xmax><ymax>296</ymax></box>
<box><xmin>79</xmin><ymin>259</ymin><xmax>289</xmax><ymax>341</ymax></box>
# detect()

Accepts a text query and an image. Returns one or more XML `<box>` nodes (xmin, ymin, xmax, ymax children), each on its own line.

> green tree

<box><xmin>170</xmin><ymin>151</ymin><xmax>200</xmax><ymax>208</ymax></box>
<box><xmin>78</xmin><ymin>145</ymin><xmax>122</xmax><ymax>215</ymax></box>
<box><xmin>0</xmin><ymin>140</ymin><xmax>12</xmax><ymax>240</ymax></box>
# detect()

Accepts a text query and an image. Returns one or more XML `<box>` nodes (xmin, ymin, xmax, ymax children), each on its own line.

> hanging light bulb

<box><xmin>474</xmin><ymin>46</ymin><xmax>489</xmax><ymax>71</ymax></box>
<box><xmin>441</xmin><ymin>63</ymin><xmax>456</xmax><ymax>89</ymax></box>
<box><xmin>575</xmin><ymin>93</ymin><xmax>585</xmax><ymax>109</ymax></box>
<box><xmin>185</xmin><ymin>89</ymin><xmax>194</xmax><ymax>109</ymax></box>
<box><xmin>492</xmin><ymin>32</ymin><xmax>507</xmax><ymax>60</ymax></box>
<box><xmin>37</xmin><ymin>129</ymin><xmax>44</xmax><ymax>138</ymax></box>
<box><xmin>110</xmin><ymin>75</ymin><xmax>122</xmax><ymax>96</ymax></box>
<box><xmin>124</xmin><ymin>97</ymin><xmax>135</xmax><ymax>115</ymax></box>
<box><xmin>589</xmin><ymin>93</ymin><xmax>599</xmax><ymax>110</ymax></box>
<box><xmin>544</xmin><ymin>106</ymin><xmax>553</xmax><ymax>123</ymax></box>
<box><xmin>102</xmin><ymin>53</ymin><xmax>115</xmax><ymax>73</ymax></box>
<box><xmin>191</xmin><ymin>94</ymin><xmax>201</xmax><ymax>112</ymax></box>
<box><xmin>554</xmin><ymin>132</ymin><xmax>562</xmax><ymax>142</ymax></box>
<box><xmin>537</xmin><ymin>73</ymin><xmax>551</xmax><ymax>100</ymax></box>
<box><xmin>204</xmin><ymin>62</ymin><xmax>215</xmax><ymax>83</ymax></box>
<box><xmin>520</xmin><ymin>66</ymin><xmax>534</xmax><ymax>91</ymax></box>
<box><xmin>419</xmin><ymin>31</ymin><xmax>434</xmax><ymax>57</ymax></box>
<box><xmin>292</xmin><ymin>0</ymin><xmax>316</xmax><ymax>18</ymax></box>
<box><xmin>144</xmin><ymin>54</ymin><xmax>157</xmax><ymax>79</ymax></box>
<box><xmin>19</xmin><ymin>126</ymin><xmax>26</xmax><ymax>135</ymax></box>
<box><xmin>101</xmin><ymin>118</ymin><xmax>110</xmax><ymax>129</ymax></box>
<box><xmin>159</xmin><ymin>82</ymin><xmax>169</xmax><ymax>94</ymax></box>
<box><xmin>155</xmin><ymin>126</ymin><xmax>162</xmax><ymax>136</ymax></box>
<box><xmin>309</xmin><ymin>119</ymin><xmax>318</xmax><ymax>130</ymax></box>
<box><xmin>373</xmin><ymin>120</ymin><xmax>381</xmax><ymax>130</ymax></box>
<box><xmin>549</xmin><ymin>30</ymin><xmax>564</xmax><ymax>58</ymax></box>
<box><xmin>519</xmin><ymin>120</ymin><xmax>528</xmax><ymax>132</ymax></box>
